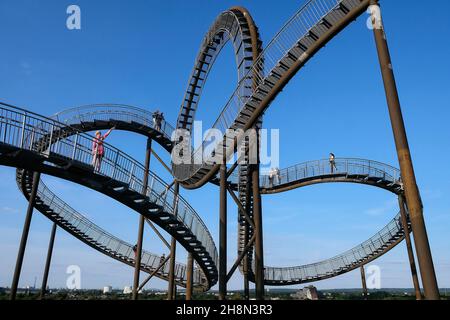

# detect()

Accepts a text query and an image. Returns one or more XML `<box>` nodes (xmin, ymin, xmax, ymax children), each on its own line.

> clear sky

<box><xmin>0</xmin><ymin>0</ymin><xmax>449</xmax><ymax>292</ymax></box>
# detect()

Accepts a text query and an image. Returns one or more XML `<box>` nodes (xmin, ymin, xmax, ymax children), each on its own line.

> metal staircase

<box><xmin>263</xmin><ymin>213</ymin><xmax>410</xmax><ymax>285</ymax></box>
<box><xmin>0</xmin><ymin>103</ymin><xmax>218</xmax><ymax>290</ymax></box>
<box><xmin>173</xmin><ymin>7</ymin><xmax>263</xmax><ymax>184</ymax></box>
<box><xmin>16</xmin><ymin>170</ymin><xmax>203</xmax><ymax>287</ymax></box>
<box><xmin>172</xmin><ymin>0</ymin><xmax>371</xmax><ymax>188</ymax></box>
<box><xmin>231</xmin><ymin>157</ymin><xmax>407</xmax><ymax>285</ymax></box>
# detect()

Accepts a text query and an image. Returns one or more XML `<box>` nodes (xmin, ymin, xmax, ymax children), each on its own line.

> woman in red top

<box><xmin>92</xmin><ymin>127</ymin><xmax>115</xmax><ymax>172</ymax></box>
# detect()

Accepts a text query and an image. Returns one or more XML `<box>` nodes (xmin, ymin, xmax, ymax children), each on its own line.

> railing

<box><xmin>231</xmin><ymin>156</ymin><xmax>404</xmax><ymax>283</ymax></box>
<box><xmin>263</xmin><ymin>212</ymin><xmax>405</xmax><ymax>282</ymax></box>
<box><xmin>0</xmin><ymin>103</ymin><xmax>218</xmax><ymax>277</ymax></box>
<box><xmin>52</xmin><ymin>104</ymin><xmax>175</xmax><ymax>143</ymax></box>
<box><xmin>183</xmin><ymin>9</ymin><xmax>251</xmax><ymax>112</ymax></box>
<box><xmin>229</xmin><ymin>158</ymin><xmax>402</xmax><ymax>189</ymax></box>
<box><xmin>29</xmin><ymin>179</ymin><xmax>203</xmax><ymax>284</ymax></box>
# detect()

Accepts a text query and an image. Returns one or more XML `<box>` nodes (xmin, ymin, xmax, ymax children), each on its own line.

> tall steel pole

<box><xmin>243</xmin><ymin>220</ymin><xmax>250</xmax><ymax>300</ymax></box>
<box><xmin>39</xmin><ymin>222</ymin><xmax>57</xmax><ymax>299</ymax></box>
<box><xmin>360</xmin><ymin>266</ymin><xmax>368</xmax><ymax>300</ymax></box>
<box><xmin>252</xmin><ymin>133</ymin><xmax>264</xmax><ymax>300</ymax></box>
<box><xmin>399</xmin><ymin>196</ymin><xmax>422</xmax><ymax>300</ymax></box>
<box><xmin>243</xmin><ymin>172</ymin><xmax>251</xmax><ymax>300</ymax></box>
<box><xmin>11</xmin><ymin>171</ymin><xmax>41</xmax><ymax>300</ymax></box>
<box><xmin>370</xmin><ymin>0</ymin><xmax>440</xmax><ymax>299</ymax></box>
<box><xmin>219</xmin><ymin>163</ymin><xmax>227</xmax><ymax>300</ymax></box>
<box><xmin>167</xmin><ymin>182</ymin><xmax>179</xmax><ymax>300</ymax></box>
<box><xmin>186</xmin><ymin>252</ymin><xmax>194</xmax><ymax>300</ymax></box>
<box><xmin>132</xmin><ymin>138</ymin><xmax>152</xmax><ymax>300</ymax></box>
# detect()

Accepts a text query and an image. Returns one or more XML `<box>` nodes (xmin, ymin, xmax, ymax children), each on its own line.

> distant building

<box><xmin>103</xmin><ymin>286</ymin><xmax>112</xmax><ymax>294</ymax></box>
<box><xmin>123</xmin><ymin>286</ymin><xmax>132</xmax><ymax>294</ymax></box>
<box><xmin>291</xmin><ymin>286</ymin><xmax>319</xmax><ymax>300</ymax></box>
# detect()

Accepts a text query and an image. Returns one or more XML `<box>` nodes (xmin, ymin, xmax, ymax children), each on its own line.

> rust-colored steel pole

<box><xmin>370</xmin><ymin>0</ymin><xmax>439</xmax><ymax>300</ymax></box>
<box><xmin>219</xmin><ymin>163</ymin><xmax>227</xmax><ymax>300</ymax></box>
<box><xmin>243</xmin><ymin>170</ymin><xmax>251</xmax><ymax>300</ymax></box>
<box><xmin>174</xmin><ymin>283</ymin><xmax>178</xmax><ymax>300</ymax></box>
<box><xmin>186</xmin><ymin>252</ymin><xmax>194</xmax><ymax>300</ymax></box>
<box><xmin>360</xmin><ymin>266</ymin><xmax>368</xmax><ymax>300</ymax></box>
<box><xmin>180</xmin><ymin>1</ymin><xmax>371</xmax><ymax>191</ymax></box>
<box><xmin>132</xmin><ymin>138</ymin><xmax>152</xmax><ymax>300</ymax></box>
<box><xmin>399</xmin><ymin>196</ymin><xmax>422</xmax><ymax>300</ymax></box>
<box><xmin>252</xmin><ymin>134</ymin><xmax>264</xmax><ymax>300</ymax></box>
<box><xmin>243</xmin><ymin>225</ymin><xmax>250</xmax><ymax>300</ymax></box>
<box><xmin>167</xmin><ymin>182</ymin><xmax>179</xmax><ymax>300</ymax></box>
<box><xmin>39</xmin><ymin>222</ymin><xmax>57</xmax><ymax>299</ymax></box>
<box><xmin>11</xmin><ymin>171</ymin><xmax>41</xmax><ymax>300</ymax></box>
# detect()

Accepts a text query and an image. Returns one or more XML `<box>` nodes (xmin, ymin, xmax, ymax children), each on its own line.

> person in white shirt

<box><xmin>268</xmin><ymin>168</ymin><xmax>275</xmax><ymax>187</ymax></box>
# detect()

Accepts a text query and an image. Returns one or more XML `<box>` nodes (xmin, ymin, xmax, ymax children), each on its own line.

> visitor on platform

<box><xmin>268</xmin><ymin>168</ymin><xmax>275</xmax><ymax>187</ymax></box>
<box><xmin>274</xmin><ymin>167</ymin><xmax>281</xmax><ymax>184</ymax></box>
<box><xmin>153</xmin><ymin>110</ymin><xmax>164</xmax><ymax>131</ymax></box>
<box><xmin>329</xmin><ymin>152</ymin><xmax>337</xmax><ymax>173</ymax></box>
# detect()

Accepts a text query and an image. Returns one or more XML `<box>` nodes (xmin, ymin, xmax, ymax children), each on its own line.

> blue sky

<box><xmin>1</xmin><ymin>0</ymin><xmax>450</xmax><ymax>291</ymax></box>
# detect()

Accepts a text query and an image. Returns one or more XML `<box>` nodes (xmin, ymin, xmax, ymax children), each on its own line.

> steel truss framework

<box><xmin>1</xmin><ymin>0</ymin><xmax>439</xmax><ymax>301</ymax></box>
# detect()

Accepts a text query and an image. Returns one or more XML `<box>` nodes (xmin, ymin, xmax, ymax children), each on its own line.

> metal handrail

<box><xmin>261</xmin><ymin>213</ymin><xmax>405</xmax><ymax>282</ymax></box>
<box><xmin>52</xmin><ymin>104</ymin><xmax>175</xmax><ymax>142</ymax></box>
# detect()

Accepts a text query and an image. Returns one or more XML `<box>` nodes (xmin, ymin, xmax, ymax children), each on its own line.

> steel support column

<box><xmin>243</xmin><ymin>219</ymin><xmax>250</xmax><ymax>300</ymax></box>
<box><xmin>243</xmin><ymin>170</ymin><xmax>252</xmax><ymax>300</ymax></box>
<box><xmin>252</xmin><ymin>136</ymin><xmax>264</xmax><ymax>300</ymax></box>
<box><xmin>399</xmin><ymin>196</ymin><xmax>422</xmax><ymax>300</ymax></box>
<box><xmin>370</xmin><ymin>0</ymin><xmax>439</xmax><ymax>299</ymax></box>
<box><xmin>11</xmin><ymin>171</ymin><xmax>41</xmax><ymax>300</ymax></box>
<box><xmin>186</xmin><ymin>252</ymin><xmax>194</xmax><ymax>300</ymax></box>
<box><xmin>39</xmin><ymin>222</ymin><xmax>57</xmax><ymax>299</ymax></box>
<box><xmin>219</xmin><ymin>163</ymin><xmax>227</xmax><ymax>300</ymax></box>
<box><xmin>174</xmin><ymin>283</ymin><xmax>178</xmax><ymax>300</ymax></box>
<box><xmin>167</xmin><ymin>182</ymin><xmax>179</xmax><ymax>300</ymax></box>
<box><xmin>132</xmin><ymin>137</ymin><xmax>152</xmax><ymax>300</ymax></box>
<box><xmin>361</xmin><ymin>266</ymin><xmax>368</xmax><ymax>300</ymax></box>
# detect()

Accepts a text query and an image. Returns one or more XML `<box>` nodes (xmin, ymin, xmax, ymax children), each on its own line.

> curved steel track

<box><xmin>172</xmin><ymin>0</ymin><xmax>372</xmax><ymax>189</ymax></box>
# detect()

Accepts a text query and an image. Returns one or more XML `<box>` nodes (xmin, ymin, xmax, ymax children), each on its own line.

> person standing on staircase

<box><xmin>268</xmin><ymin>168</ymin><xmax>275</xmax><ymax>187</ymax></box>
<box><xmin>91</xmin><ymin>126</ymin><xmax>115</xmax><ymax>172</ymax></box>
<box><xmin>160</xmin><ymin>253</ymin><xmax>166</xmax><ymax>273</ymax></box>
<box><xmin>275</xmin><ymin>167</ymin><xmax>281</xmax><ymax>185</ymax></box>
<box><xmin>132</xmin><ymin>244</ymin><xmax>138</xmax><ymax>259</ymax></box>
<box><xmin>152</xmin><ymin>110</ymin><xmax>160</xmax><ymax>130</ymax></box>
<box><xmin>153</xmin><ymin>110</ymin><xmax>164</xmax><ymax>132</ymax></box>
<box><xmin>157</xmin><ymin>112</ymin><xmax>164</xmax><ymax>132</ymax></box>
